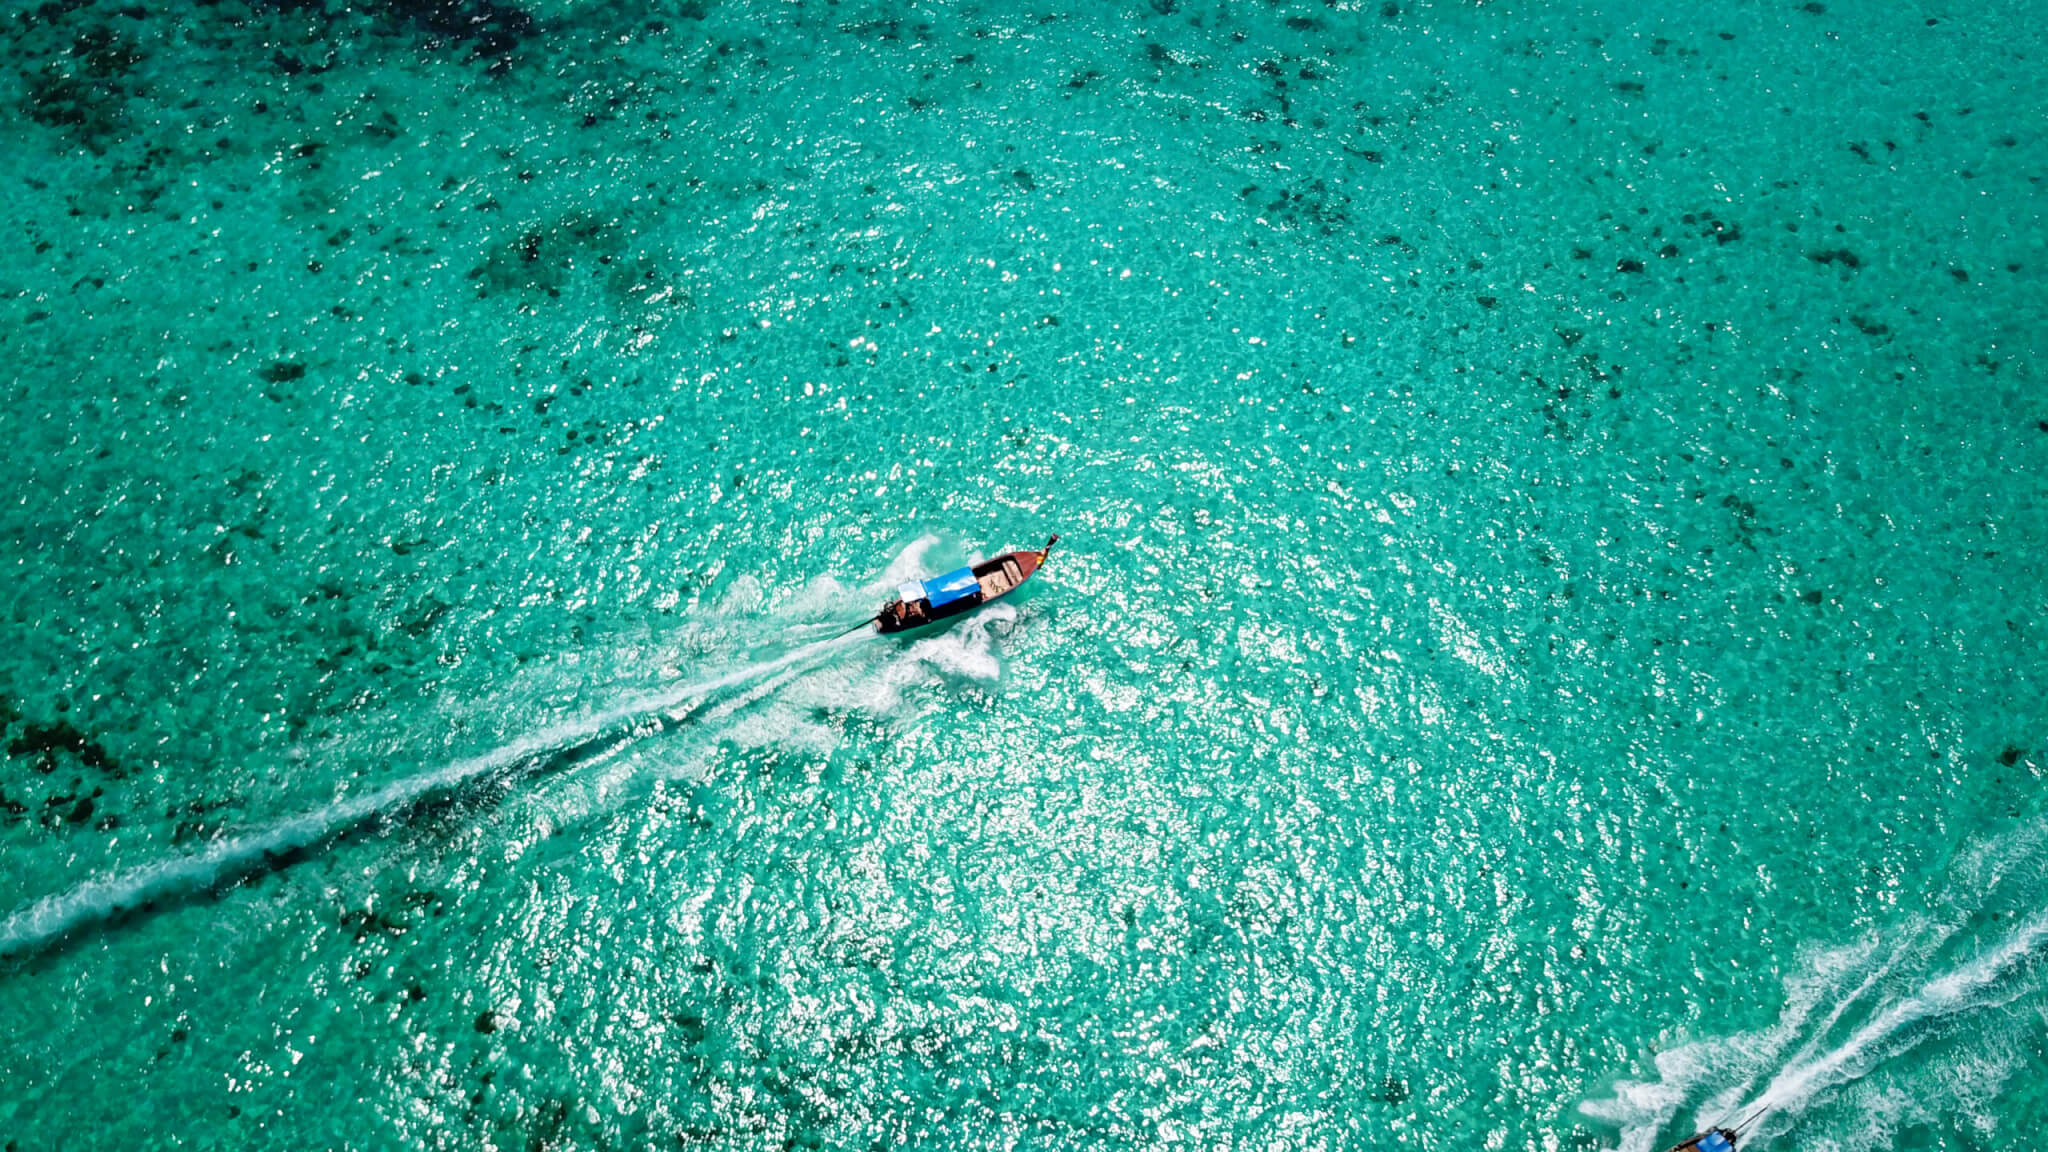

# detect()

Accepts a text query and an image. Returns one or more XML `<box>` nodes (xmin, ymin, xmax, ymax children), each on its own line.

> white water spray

<box><xmin>1584</xmin><ymin>823</ymin><xmax>2048</xmax><ymax>1150</ymax></box>
<box><xmin>0</xmin><ymin>628</ymin><xmax>870</xmax><ymax>957</ymax></box>
<box><xmin>0</xmin><ymin>532</ymin><xmax>1025</xmax><ymax>959</ymax></box>
<box><xmin>1743</xmin><ymin>903</ymin><xmax>2048</xmax><ymax>1134</ymax></box>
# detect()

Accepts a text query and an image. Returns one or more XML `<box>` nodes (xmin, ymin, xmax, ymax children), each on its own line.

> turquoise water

<box><xmin>2</xmin><ymin>0</ymin><xmax>2044</xmax><ymax>1147</ymax></box>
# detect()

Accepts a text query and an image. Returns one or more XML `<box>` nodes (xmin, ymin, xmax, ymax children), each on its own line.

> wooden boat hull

<box><xmin>876</xmin><ymin>538</ymin><xmax>1055</xmax><ymax>634</ymax></box>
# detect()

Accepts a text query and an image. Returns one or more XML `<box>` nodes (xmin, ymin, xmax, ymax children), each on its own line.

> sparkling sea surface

<box><xmin>2</xmin><ymin>0</ymin><xmax>2045</xmax><ymax>1148</ymax></box>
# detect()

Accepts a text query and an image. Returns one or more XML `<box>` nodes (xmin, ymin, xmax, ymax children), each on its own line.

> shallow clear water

<box><xmin>2</xmin><ymin>0</ymin><xmax>2044</xmax><ymax>1148</ymax></box>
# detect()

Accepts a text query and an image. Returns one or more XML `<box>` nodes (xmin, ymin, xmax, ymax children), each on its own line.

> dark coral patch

<box><xmin>13</xmin><ymin>14</ymin><xmax>152</xmax><ymax>154</ymax></box>
<box><xmin>23</xmin><ymin>68</ymin><xmax>125</xmax><ymax>149</ymax></box>
<box><xmin>9</xmin><ymin>721</ymin><xmax>117</xmax><ymax>774</ymax></box>
<box><xmin>257</xmin><ymin>0</ymin><xmax>538</xmax><ymax>70</ymax></box>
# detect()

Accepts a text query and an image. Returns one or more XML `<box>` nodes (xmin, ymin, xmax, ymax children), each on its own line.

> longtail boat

<box><xmin>1665</xmin><ymin>1127</ymin><xmax>1739</xmax><ymax>1152</ymax></box>
<box><xmin>873</xmin><ymin>536</ymin><xmax>1057</xmax><ymax>634</ymax></box>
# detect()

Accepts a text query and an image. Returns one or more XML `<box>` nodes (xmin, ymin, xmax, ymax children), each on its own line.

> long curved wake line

<box><xmin>1746</xmin><ymin>902</ymin><xmax>2048</xmax><ymax>1127</ymax></box>
<box><xmin>1584</xmin><ymin>821</ymin><xmax>2048</xmax><ymax>1150</ymax></box>
<box><xmin>0</xmin><ymin>629</ymin><xmax>870</xmax><ymax>958</ymax></box>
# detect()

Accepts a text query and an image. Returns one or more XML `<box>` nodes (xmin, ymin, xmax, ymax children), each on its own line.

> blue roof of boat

<box><xmin>923</xmin><ymin>566</ymin><xmax>980</xmax><ymax>608</ymax></box>
<box><xmin>1699</xmin><ymin>1133</ymin><xmax>1733</xmax><ymax>1152</ymax></box>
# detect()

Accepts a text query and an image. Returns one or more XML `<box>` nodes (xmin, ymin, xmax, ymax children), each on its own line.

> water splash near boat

<box><xmin>1750</xmin><ymin>911</ymin><xmax>2047</xmax><ymax>1116</ymax></box>
<box><xmin>0</xmin><ymin>534</ymin><xmax>1038</xmax><ymax>961</ymax></box>
<box><xmin>0</xmin><ymin>625</ymin><xmax>873</xmax><ymax>960</ymax></box>
<box><xmin>1583</xmin><ymin>821</ymin><xmax>2048</xmax><ymax>1150</ymax></box>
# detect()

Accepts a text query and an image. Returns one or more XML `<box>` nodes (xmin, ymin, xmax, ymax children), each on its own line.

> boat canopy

<box><xmin>923</xmin><ymin>566</ymin><xmax>981</xmax><ymax>608</ymax></box>
<box><xmin>1699</xmin><ymin>1134</ymin><xmax>1733</xmax><ymax>1152</ymax></box>
<box><xmin>896</xmin><ymin>580</ymin><xmax>927</xmax><ymax>605</ymax></box>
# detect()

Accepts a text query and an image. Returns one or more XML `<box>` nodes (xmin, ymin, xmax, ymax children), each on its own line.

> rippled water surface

<box><xmin>2</xmin><ymin>0</ymin><xmax>2045</xmax><ymax>1148</ymax></box>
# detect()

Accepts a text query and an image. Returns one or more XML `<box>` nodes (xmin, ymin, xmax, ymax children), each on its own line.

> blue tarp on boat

<box><xmin>1699</xmin><ymin>1134</ymin><xmax>1733</xmax><ymax>1152</ymax></box>
<box><xmin>922</xmin><ymin>566</ymin><xmax>981</xmax><ymax>608</ymax></box>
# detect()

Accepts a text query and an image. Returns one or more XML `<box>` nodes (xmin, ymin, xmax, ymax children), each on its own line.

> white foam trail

<box><xmin>0</xmin><ymin>629</ymin><xmax>869</xmax><ymax>957</ymax></box>
<box><xmin>1585</xmin><ymin>820</ymin><xmax>2048</xmax><ymax>1150</ymax></box>
<box><xmin>1749</xmin><ymin>903</ymin><xmax>2048</xmax><ymax>1129</ymax></box>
